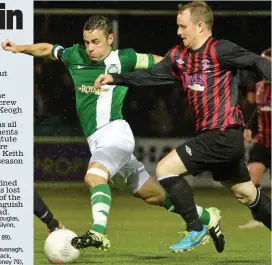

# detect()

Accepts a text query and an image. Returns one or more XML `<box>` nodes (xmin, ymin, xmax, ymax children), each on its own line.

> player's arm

<box><xmin>153</xmin><ymin>54</ymin><xmax>164</xmax><ymax>64</ymax></box>
<box><xmin>95</xmin><ymin>52</ymin><xmax>175</xmax><ymax>89</ymax></box>
<box><xmin>134</xmin><ymin>53</ymin><xmax>163</xmax><ymax>70</ymax></box>
<box><xmin>1</xmin><ymin>39</ymin><xmax>56</xmax><ymax>60</ymax></box>
<box><xmin>126</xmin><ymin>48</ymin><xmax>163</xmax><ymax>70</ymax></box>
<box><xmin>113</xmin><ymin>54</ymin><xmax>174</xmax><ymax>86</ymax></box>
<box><xmin>216</xmin><ymin>40</ymin><xmax>271</xmax><ymax>82</ymax></box>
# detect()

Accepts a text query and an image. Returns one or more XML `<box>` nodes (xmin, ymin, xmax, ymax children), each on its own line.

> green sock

<box><xmin>162</xmin><ymin>190</ymin><xmax>175</xmax><ymax>212</ymax></box>
<box><xmin>90</xmin><ymin>184</ymin><xmax>112</xmax><ymax>235</ymax></box>
<box><xmin>197</xmin><ymin>206</ymin><xmax>211</xmax><ymax>225</ymax></box>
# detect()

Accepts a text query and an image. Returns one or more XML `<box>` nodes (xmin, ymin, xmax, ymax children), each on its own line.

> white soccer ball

<box><xmin>44</xmin><ymin>229</ymin><xmax>80</xmax><ymax>264</ymax></box>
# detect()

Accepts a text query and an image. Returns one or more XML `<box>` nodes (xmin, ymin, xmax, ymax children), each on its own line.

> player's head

<box><xmin>83</xmin><ymin>15</ymin><xmax>113</xmax><ymax>62</ymax></box>
<box><xmin>177</xmin><ymin>1</ymin><xmax>213</xmax><ymax>49</ymax></box>
<box><xmin>261</xmin><ymin>48</ymin><xmax>272</xmax><ymax>61</ymax></box>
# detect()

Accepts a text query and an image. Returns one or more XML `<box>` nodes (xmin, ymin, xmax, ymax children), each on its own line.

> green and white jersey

<box><xmin>52</xmin><ymin>44</ymin><xmax>155</xmax><ymax>137</ymax></box>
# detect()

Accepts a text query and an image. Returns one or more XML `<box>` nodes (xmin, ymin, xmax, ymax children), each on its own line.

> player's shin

<box><xmin>159</xmin><ymin>176</ymin><xmax>202</xmax><ymax>231</ymax></box>
<box><xmin>163</xmin><ymin>191</ymin><xmax>211</xmax><ymax>225</ymax></box>
<box><xmin>248</xmin><ymin>188</ymin><xmax>271</xmax><ymax>230</ymax></box>
<box><xmin>90</xmin><ymin>184</ymin><xmax>112</xmax><ymax>234</ymax></box>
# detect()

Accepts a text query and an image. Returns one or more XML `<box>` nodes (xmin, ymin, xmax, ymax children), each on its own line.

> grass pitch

<box><xmin>34</xmin><ymin>182</ymin><xmax>271</xmax><ymax>265</ymax></box>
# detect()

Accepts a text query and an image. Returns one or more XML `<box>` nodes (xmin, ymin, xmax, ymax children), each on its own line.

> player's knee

<box><xmin>84</xmin><ymin>174</ymin><xmax>107</xmax><ymax>189</ymax></box>
<box><xmin>156</xmin><ymin>160</ymin><xmax>170</xmax><ymax>178</ymax></box>
<box><xmin>233</xmin><ymin>184</ymin><xmax>257</xmax><ymax>205</ymax></box>
<box><xmin>248</xmin><ymin>166</ymin><xmax>264</xmax><ymax>186</ymax></box>
<box><xmin>84</xmin><ymin>165</ymin><xmax>109</xmax><ymax>188</ymax></box>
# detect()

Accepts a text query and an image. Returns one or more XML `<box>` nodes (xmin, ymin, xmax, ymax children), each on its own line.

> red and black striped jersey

<box><xmin>255</xmin><ymin>80</ymin><xmax>271</xmax><ymax>147</ymax></box>
<box><xmin>112</xmin><ymin>36</ymin><xmax>271</xmax><ymax>133</ymax></box>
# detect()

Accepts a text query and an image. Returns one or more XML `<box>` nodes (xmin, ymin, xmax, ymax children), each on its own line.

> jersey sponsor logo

<box><xmin>184</xmin><ymin>73</ymin><xmax>206</xmax><ymax>92</ymax></box>
<box><xmin>78</xmin><ymin>85</ymin><xmax>101</xmax><ymax>95</ymax></box>
<box><xmin>106</xmin><ymin>64</ymin><xmax>120</xmax><ymax>74</ymax></box>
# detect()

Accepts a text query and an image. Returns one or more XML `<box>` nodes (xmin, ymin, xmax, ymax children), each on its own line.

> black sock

<box><xmin>248</xmin><ymin>187</ymin><xmax>271</xmax><ymax>230</ymax></box>
<box><xmin>251</xmin><ymin>184</ymin><xmax>262</xmax><ymax>220</ymax></box>
<box><xmin>34</xmin><ymin>191</ymin><xmax>58</xmax><ymax>229</ymax></box>
<box><xmin>159</xmin><ymin>176</ymin><xmax>202</xmax><ymax>231</ymax></box>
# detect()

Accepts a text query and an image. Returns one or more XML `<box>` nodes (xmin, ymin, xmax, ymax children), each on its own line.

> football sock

<box><xmin>197</xmin><ymin>206</ymin><xmax>211</xmax><ymax>225</ymax></box>
<box><xmin>163</xmin><ymin>191</ymin><xmax>211</xmax><ymax>225</ymax></box>
<box><xmin>159</xmin><ymin>176</ymin><xmax>202</xmax><ymax>231</ymax></box>
<box><xmin>90</xmin><ymin>184</ymin><xmax>112</xmax><ymax>235</ymax></box>
<box><xmin>248</xmin><ymin>187</ymin><xmax>271</xmax><ymax>230</ymax></box>
<box><xmin>34</xmin><ymin>191</ymin><xmax>58</xmax><ymax>230</ymax></box>
<box><xmin>251</xmin><ymin>184</ymin><xmax>261</xmax><ymax>220</ymax></box>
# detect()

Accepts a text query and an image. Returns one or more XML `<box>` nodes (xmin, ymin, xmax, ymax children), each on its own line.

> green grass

<box><xmin>34</xmin><ymin>182</ymin><xmax>271</xmax><ymax>265</ymax></box>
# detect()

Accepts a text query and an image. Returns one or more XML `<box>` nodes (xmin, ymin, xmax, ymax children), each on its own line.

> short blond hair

<box><xmin>178</xmin><ymin>1</ymin><xmax>214</xmax><ymax>31</ymax></box>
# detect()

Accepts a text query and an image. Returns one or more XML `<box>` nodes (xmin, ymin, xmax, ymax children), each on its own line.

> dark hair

<box><xmin>178</xmin><ymin>1</ymin><xmax>214</xmax><ymax>31</ymax></box>
<box><xmin>83</xmin><ymin>15</ymin><xmax>113</xmax><ymax>37</ymax></box>
<box><xmin>261</xmin><ymin>48</ymin><xmax>271</xmax><ymax>58</ymax></box>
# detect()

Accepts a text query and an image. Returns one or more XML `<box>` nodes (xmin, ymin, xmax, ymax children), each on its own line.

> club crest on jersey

<box><xmin>202</xmin><ymin>59</ymin><xmax>211</xmax><ymax>72</ymax></box>
<box><xmin>106</xmin><ymin>64</ymin><xmax>120</xmax><ymax>74</ymax></box>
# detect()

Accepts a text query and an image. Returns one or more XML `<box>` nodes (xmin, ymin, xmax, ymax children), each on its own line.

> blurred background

<box><xmin>33</xmin><ymin>1</ymin><xmax>271</xmax><ymax>186</ymax></box>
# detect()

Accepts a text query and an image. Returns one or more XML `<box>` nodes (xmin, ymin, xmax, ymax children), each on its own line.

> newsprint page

<box><xmin>0</xmin><ymin>0</ymin><xmax>33</xmax><ymax>265</ymax></box>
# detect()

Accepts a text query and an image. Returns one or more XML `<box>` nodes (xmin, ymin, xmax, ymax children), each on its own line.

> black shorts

<box><xmin>248</xmin><ymin>143</ymin><xmax>271</xmax><ymax>169</ymax></box>
<box><xmin>176</xmin><ymin>128</ymin><xmax>250</xmax><ymax>183</ymax></box>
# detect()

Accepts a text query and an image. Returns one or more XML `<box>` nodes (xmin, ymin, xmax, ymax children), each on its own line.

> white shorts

<box><xmin>87</xmin><ymin>120</ymin><xmax>150</xmax><ymax>193</ymax></box>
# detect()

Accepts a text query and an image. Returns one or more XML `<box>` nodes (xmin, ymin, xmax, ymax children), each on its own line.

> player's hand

<box><xmin>94</xmin><ymin>74</ymin><xmax>114</xmax><ymax>90</ymax></box>
<box><xmin>1</xmin><ymin>40</ymin><xmax>20</xmax><ymax>53</ymax></box>
<box><xmin>243</xmin><ymin>129</ymin><xmax>253</xmax><ymax>143</ymax></box>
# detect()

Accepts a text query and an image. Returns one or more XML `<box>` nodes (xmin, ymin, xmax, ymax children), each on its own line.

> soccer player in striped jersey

<box><xmin>2</xmin><ymin>15</ymin><xmax>224</xmax><ymax>252</ymax></box>
<box><xmin>94</xmin><ymin>2</ymin><xmax>271</xmax><ymax>252</ymax></box>
<box><xmin>239</xmin><ymin>48</ymin><xmax>271</xmax><ymax>229</ymax></box>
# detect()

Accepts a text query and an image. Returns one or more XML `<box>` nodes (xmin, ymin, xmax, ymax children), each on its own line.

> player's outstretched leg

<box><xmin>34</xmin><ymin>191</ymin><xmax>64</xmax><ymax>233</ymax></box>
<box><xmin>248</xmin><ymin>187</ymin><xmax>271</xmax><ymax>230</ymax></box>
<box><xmin>239</xmin><ymin>185</ymin><xmax>264</xmax><ymax>229</ymax></box>
<box><xmin>239</xmin><ymin>160</ymin><xmax>267</xmax><ymax>229</ymax></box>
<box><xmin>71</xmin><ymin>183</ymin><xmax>111</xmax><ymax>250</ymax></box>
<box><xmin>224</xmin><ymin>180</ymin><xmax>271</xmax><ymax>230</ymax></box>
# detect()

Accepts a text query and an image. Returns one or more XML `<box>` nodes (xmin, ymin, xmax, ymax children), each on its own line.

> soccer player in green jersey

<box><xmin>2</xmin><ymin>15</ymin><xmax>224</xmax><ymax>252</ymax></box>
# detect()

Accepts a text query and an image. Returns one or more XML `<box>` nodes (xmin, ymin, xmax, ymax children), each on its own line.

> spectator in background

<box><xmin>149</xmin><ymin>97</ymin><xmax>174</xmax><ymax>136</ymax></box>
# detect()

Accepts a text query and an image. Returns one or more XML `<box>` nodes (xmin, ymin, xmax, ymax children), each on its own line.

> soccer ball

<box><xmin>44</xmin><ymin>229</ymin><xmax>80</xmax><ymax>264</ymax></box>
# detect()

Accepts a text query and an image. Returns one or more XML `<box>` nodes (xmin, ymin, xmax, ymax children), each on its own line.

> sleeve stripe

<box><xmin>135</xmin><ymin>53</ymin><xmax>149</xmax><ymax>69</ymax></box>
<box><xmin>53</xmin><ymin>45</ymin><xmax>64</xmax><ymax>60</ymax></box>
